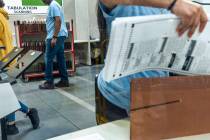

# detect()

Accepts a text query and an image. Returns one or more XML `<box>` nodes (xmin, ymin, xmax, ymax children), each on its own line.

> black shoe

<box><xmin>55</xmin><ymin>80</ymin><xmax>70</xmax><ymax>88</ymax></box>
<box><xmin>27</xmin><ymin>108</ymin><xmax>40</xmax><ymax>129</ymax></box>
<box><xmin>39</xmin><ymin>81</ymin><xmax>54</xmax><ymax>89</ymax></box>
<box><xmin>6</xmin><ymin>124</ymin><xmax>19</xmax><ymax>135</ymax></box>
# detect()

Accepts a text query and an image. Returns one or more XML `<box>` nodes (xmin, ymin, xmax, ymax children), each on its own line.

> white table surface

<box><xmin>48</xmin><ymin>120</ymin><xmax>129</xmax><ymax>140</ymax></box>
<box><xmin>48</xmin><ymin>119</ymin><xmax>210</xmax><ymax>140</ymax></box>
<box><xmin>0</xmin><ymin>83</ymin><xmax>20</xmax><ymax>119</ymax></box>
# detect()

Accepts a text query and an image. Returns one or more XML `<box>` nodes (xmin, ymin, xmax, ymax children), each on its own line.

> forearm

<box><xmin>128</xmin><ymin>0</ymin><xmax>175</xmax><ymax>8</ymax></box>
<box><xmin>101</xmin><ymin>0</ymin><xmax>175</xmax><ymax>9</ymax></box>
<box><xmin>54</xmin><ymin>17</ymin><xmax>61</xmax><ymax>37</ymax></box>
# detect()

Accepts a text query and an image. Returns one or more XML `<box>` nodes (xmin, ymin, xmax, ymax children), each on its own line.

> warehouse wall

<box><xmin>89</xmin><ymin>0</ymin><xmax>99</xmax><ymax>39</ymax></box>
<box><xmin>72</xmin><ymin>0</ymin><xmax>99</xmax><ymax>40</ymax></box>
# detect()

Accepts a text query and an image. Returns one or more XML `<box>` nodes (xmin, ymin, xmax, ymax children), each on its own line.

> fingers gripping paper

<box><xmin>103</xmin><ymin>14</ymin><xmax>210</xmax><ymax>82</ymax></box>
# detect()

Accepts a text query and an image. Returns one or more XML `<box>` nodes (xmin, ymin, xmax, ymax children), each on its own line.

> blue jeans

<box><xmin>45</xmin><ymin>36</ymin><xmax>69</xmax><ymax>83</ymax></box>
<box><xmin>6</xmin><ymin>101</ymin><xmax>29</xmax><ymax>122</ymax></box>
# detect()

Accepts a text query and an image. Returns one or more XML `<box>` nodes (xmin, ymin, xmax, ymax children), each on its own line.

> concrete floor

<box><xmin>1</xmin><ymin>65</ymin><xmax>103</xmax><ymax>140</ymax></box>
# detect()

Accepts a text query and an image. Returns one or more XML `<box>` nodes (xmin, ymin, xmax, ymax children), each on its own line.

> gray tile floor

<box><xmin>1</xmin><ymin>65</ymin><xmax>103</xmax><ymax>140</ymax></box>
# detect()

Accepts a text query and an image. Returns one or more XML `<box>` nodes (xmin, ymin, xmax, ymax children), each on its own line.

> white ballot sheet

<box><xmin>103</xmin><ymin>14</ymin><xmax>210</xmax><ymax>82</ymax></box>
<box><xmin>0</xmin><ymin>83</ymin><xmax>20</xmax><ymax>119</ymax></box>
<box><xmin>193</xmin><ymin>0</ymin><xmax>210</xmax><ymax>13</ymax></box>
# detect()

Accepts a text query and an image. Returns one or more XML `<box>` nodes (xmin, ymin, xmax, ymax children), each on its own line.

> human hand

<box><xmin>51</xmin><ymin>38</ymin><xmax>57</xmax><ymax>48</ymax></box>
<box><xmin>171</xmin><ymin>0</ymin><xmax>208</xmax><ymax>38</ymax></box>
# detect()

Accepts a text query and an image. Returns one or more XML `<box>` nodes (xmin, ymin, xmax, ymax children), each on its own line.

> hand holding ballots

<box><xmin>103</xmin><ymin>14</ymin><xmax>210</xmax><ymax>82</ymax></box>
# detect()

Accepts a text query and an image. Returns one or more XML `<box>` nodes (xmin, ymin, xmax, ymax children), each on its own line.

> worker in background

<box><xmin>0</xmin><ymin>0</ymin><xmax>40</xmax><ymax>135</ymax></box>
<box><xmin>39</xmin><ymin>0</ymin><xmax>69</xmax><ymax>89</ymax></box>
<box><xmin>96</xmin><ymin>0</ymin><xmax>208</xmax><ymax>122</ymax></box>
<box><xmin>0</xmin><ymin>0</ymin><xmax>13</xmax><ymax>59</ymax></box>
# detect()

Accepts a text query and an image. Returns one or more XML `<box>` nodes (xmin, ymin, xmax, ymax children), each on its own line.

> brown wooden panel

<box><xmin>130</xmin><ymin>76</ymin><xmax>210</xmax><ymax>140</ymax></box>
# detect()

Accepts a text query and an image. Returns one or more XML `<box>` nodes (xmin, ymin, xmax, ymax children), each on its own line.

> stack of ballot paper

<box><xmin>103</xmin><ymin>14</ymin><xmax>210</xmax><ymax>82</ymax></box>
<box><xmin>193</xmin><ymin>0</ymin><xmax>210</xmax><ymax>13</ymax></box>
<box><xmin>0</xmin><ymin>83</ymin><xmax>20</xmax><ymax>119</ymax></box>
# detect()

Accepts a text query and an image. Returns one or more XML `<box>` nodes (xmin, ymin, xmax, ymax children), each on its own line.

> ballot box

<box><xmin>130</xmin><ymin>76</ymin><xmax>210</xmax><ymax>140</ymax></box>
